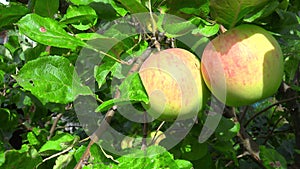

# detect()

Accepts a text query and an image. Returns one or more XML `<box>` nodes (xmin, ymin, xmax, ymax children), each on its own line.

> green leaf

<box><xmin>191</xmin><ymin>17</ymin><xmax>219</xmax><ymax>37</ymax></box>
<box><xmin>210</xmin><ymin>0</ymin><xmax>269</xmax><ymax>29</ymax></box>
<box><xmin>53</xmin><ymin>150</ymin><xmax>75</xmax><ymax>169</ymax></box>
<box><xmin>215</xmin><ymin>117</ymin><xmax>240</xmax><ymax>141</ymax></box>
<box><xmin>0</xmin><ymin>70</ymin><xmax>5</xmax><ymax>86</ymax></box>
<box><xmin>1</xmin><ymin>145</ymin><xmax>42</xmax><ymax>169</ymax></box>
<box><xmin>69</xmin><ymin>0</ymin><xmax>94</xmax><ymax>5</ymax></box>
<box><xmin>157</xmin><ymin>14</ymin><xmax>196</xmax><ymax>38</ymax></box>
<box><xmin>96</xmin><ymin>0</ymin><xmax>128</xmax><ymax>16</ymax></box>
<box><xmin>260</xmin><ymin>146</ymin><xmax>287</xmax><ymax>169</ymax></box>
<box><xmin>180</xmin><ymin>138</ymin><xmax>208</xmax><ymax>161</ymax></box>
<box><xmin>34</xmin><ymin>0</ymin><xmax>59</xmax><ymax>18</ymax></box>
<box><xmin>244</xmin><ymin>1</ymin><xmax>280</xmax><ymax>22</ymax></box>
<box><xmin>27</xmin><ymin>132</ymin><xmax>40</xmax><ymax>147</ymax></box>
<box><xmin>39</xmin><ymin>133</ymin><xmax>76</xmax><ymax>153</ymax></box>
<box><xmin>0</xmin><ymin>4</ymin><xmax>29</xmax><ymax>28</ymax></box>
<box><xmin>163</xmin><ymin>0</ymin><xmax>210</xmax><ymax>19</ymax></box>
<box><xmin>94</xmin><ymin>61</ymin><xmax>124</xmax><ymax>88</ymax></box>
<box><xmin>118</xmin><ymin>0</ymin><xmax>148</xmax><ymax>13</ymax></box>
<box><xmin>75</xmin><ymin>33</ymin><xmax>107</xmax><ymax>41</ymax></box>
<box><xmin>17</xmin><ymin>14</ymin><xmax>86</xmax><ymax>50</ymax></box>
<box><xmin>14</xmin><ymin>56</ymin><xmax>93</xmax><ymax>104</ymax></box>
<box><xmin>174</xmin><ymin>159</ymin><xmax>193</xmax><ymax>169</ymax></box>
<box><xmin>117</xmin><ymin>145</ymin><xmax>181</xmax><ymax>169</ymax></box>
<box><xmin>60</xmin><ymin>5</ymin><xmax>97</xmax><ymax>31</ymax></box>
<box><xmin>0</xmin><ymin>108</ymin><xmax>18</xmax><ymax>130</ymax></box>
<box><xmin>96</xmin><ymin>72</ymin><xmax>149</xmax><ymax>112</ymax></box>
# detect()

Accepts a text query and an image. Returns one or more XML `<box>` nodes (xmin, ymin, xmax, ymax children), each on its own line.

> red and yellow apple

<box><xmin>201</xmin><ymin>24</ymin><xmax>284</xmax><ymax>107</ymax></box>
<box><xmin>139</xmin><ymin>48</ymin><xmax>208</xmax><ymax>121</ymax></box>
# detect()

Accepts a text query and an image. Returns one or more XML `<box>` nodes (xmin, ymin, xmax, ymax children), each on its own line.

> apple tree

<box><xmin>0</xmin><ymin>0</ymin><xmax>299</xmax><ymax>168</ymax></box>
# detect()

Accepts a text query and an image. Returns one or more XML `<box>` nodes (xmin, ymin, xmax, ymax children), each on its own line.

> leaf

<box><xmin>96</xmin><ymin>0</ymin><xmax>128</xmax><ymax>16</ymax></box>
<box><xmin>94</xmin><ymin>60</ymin><xmax>124</xmax><ymax>88</ymax></box>
<box><xmin>162</xmin><ymin>0</ymin><xmax>210</xmax><ymax>19</ymax></box>
<box><xmin>174</xmin><ymin>159</ymin><xmax>193</xmax><ymax>169</ymax></box>
<box><xmin>260</xmin><ymin>146</ymin><xmax>287</xmax><ymax>169</ymax></box>
<box><xmin>0</xmin><ymin>108</ymin><xmax>18</xmax><ymax>130</ymax></box>
<box><xmin>180</xmin><ymin>138</ymin><xmax>208</xmax><ymax>161</ymax></box>
<box><xmin>0</xmin><ymin>4</ymin><xmax>29</xmax><ymax>28</ymax></box>
<box><xmin>191</xmin><ymin>17</ymin><xmax>219</xmax><ymax>37</ymax></box>
<box><xmin>60</xmin><ymin>5</ymin><xmax>97</xmax><ymax>31</ymax></box>
<box><xmin>17</xmin><ymin>14</ymin><xmax>86</xmax><ymax>50</ymax></box>
<box><xmin>215</xmin><ymin>117</ymin><xmax>240</xmax><ymax>141</ymax></box>
<box><xmin>14</xmin><ymin>56</ymin><xmax>93</xmax><ymax>104</ymax></box>
<box><xmin>117</xmin><ymin>145</ymin><xmax>181</xmax><ymax>169</ymax></box>
<box><xmin>1</xmin><ymin>145</ymin><xmax>42</xmax><ymax>169</ymax></box>
<box><xmin>244</xmin><ymin>1</ymin><xmax>280</xmax><ymax>22</ymax></box>
<box><xmin>39</xmin><ymin>133</ymin><xmax>76</xmax><ymax>153</ymax></box>
<box><xmin>96</xmin><ymin>72</ymin><xmax>149</xmax><ymax>112</ymax></box>
<box><xmin>34</xmin><ymin>0</ymin><xmax>59</xmax><ymax>18</ymax></box>
<box><xmin>157</xmin><ymin>14</ymin><xmax>196</xmax><ymax>38</ymax></box>
<box><xmin>53</xmin><ymin>150</ymin><xmax>75</xmax><ymax>169</ymax></box>
<box><xmin>210</xmin><ymin>0</ymin><xmax>269</xmax><ymax>29</ymax></box>
<box><xmin>75</xmin><ymin>33</ymin><xmax>107</xmax><ymax>41</ymax></box>
<box><xmin>69</xmin><ymin>0</ymin><xmax>94</xmax><ymax>5</ymax></box>
<box><xmin>118</xmin><ymin>0</ymin><xmax>148</xmax><ymax>13</ymax></box>
<box><xmin>0</xmin><ymin>70</ymin><xmax>5</xmax><ymax>86</ymax></box>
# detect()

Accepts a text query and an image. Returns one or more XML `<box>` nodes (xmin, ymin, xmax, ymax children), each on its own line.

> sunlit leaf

<box><xmin>17</xmin><ymin>14</ymin><xmax>86</xmax><ymax>50</ymax></box>
<box><xmin>14</xmin><ymin>56</ymin><xmax>93</xmax><ymax>104</ymax></box>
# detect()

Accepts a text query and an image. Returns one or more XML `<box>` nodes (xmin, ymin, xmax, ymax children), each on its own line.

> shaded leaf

<box><xmin>1</xmin><ymin>145</ymin><xmax>42</xmax><ymax>169</ymax></box>
<box><xmin>34</xmin><ymin>0</ymin><xmax>59</xmax><ymax>18</ymax></box>
<box><xmin>260</xmin><ymin>146</ymin><xmax>287</xmax><ymax>169</ymax></box>
<box><xmin>0</xmin><ymin>4</ymin><xmax>29</xmax><ymax>28</ymax></box>
<box><xmin>118</xmin><ymin>0</ymin><xmax>148</xmax><ymax>14</ymax></box>
<box><xmin>210</xmin><ymin>0</ymin><xmax>269</xmax><ymax>29</ymax></box>
<box><xmin>244</xmin><ymin>1</ymin><xmax>280</xmax><ymax>22</ymax></box>
<box><xmin>0</xmin><ymin>108</ymin><xmax>18</xmax><ymax>130</ymax></box>
<box><xmin>157</xmin><ymin>14</ymin><xmax>196</xmax><ymax>38</ymax></box>
<box><xmin>17</xmin><ymin>14</ymin><xmax>86</xmax><ymax>50</ymax></box>
<box><xmin>60</xmin><ymin>5</ymin><xmax>97</xmax><ymax>31</ymax></box>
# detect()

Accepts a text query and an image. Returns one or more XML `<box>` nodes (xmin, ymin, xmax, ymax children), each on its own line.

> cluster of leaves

<box><xmin>0</xmin><ymin>0</ymin><xmax>299</xmax><ymax>168</ymax></box>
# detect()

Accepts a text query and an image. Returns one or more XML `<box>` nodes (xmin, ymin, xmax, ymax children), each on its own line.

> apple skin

<box><xmin>139</xmin><ymin>48</ymin><xmax>208</xmax><ymax>121</ymax></box>
<box><xmin>201</xmin><ymin>24</ymin><xmax>284</xmax><ymax>107</ymax></box>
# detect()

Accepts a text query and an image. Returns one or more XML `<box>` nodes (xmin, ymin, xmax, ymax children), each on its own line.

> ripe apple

<box><xmin>201</xmin><ymin>24</ymin><xmax>284</xmax><ymax>107</ymax></box>
<box><xmin>139</xmin><ymin>48</ymin><xmax>208</xmax><ymax>121</ymax></box>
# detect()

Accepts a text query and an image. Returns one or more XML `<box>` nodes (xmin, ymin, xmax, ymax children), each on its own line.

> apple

<box><xmin>201</xmin><ymin>24</ymin><xmax>284</xmax><ymax>107</ymax></box>
<box><xmin>139</xmin><ymin>48</ymin><xmax>208</xmax><ymax>121</ymax></box>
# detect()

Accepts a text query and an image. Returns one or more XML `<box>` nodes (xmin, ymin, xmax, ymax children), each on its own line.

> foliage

<box><xmin>0</xmin><ymin>0</ymin><xmax>299</xmax><ymax>168</ymax></box>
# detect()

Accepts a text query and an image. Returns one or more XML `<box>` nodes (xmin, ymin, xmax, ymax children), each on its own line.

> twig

<box><xmin>149</xmin><ymin>121</ymin><xmax>165</xmax><ymax>146</ymax></box>
<box><xmin>238</xmin><ymin>106</ymin><xmax>249</xmax><ymax>124</ymax></box>
<box><xmin>74</xmin><ymin>47</ymin><xmax>152</xmax><ymax>169</ymax></box>
<box><xmin>48</xmin><ymin>113</ymin><xmax>63</xmax><ymax>140</ymax></box>
<box><xmin>232</xmin><ymin>108</ymin><xmax>266</xmax><ymax>168</ymax></box>
<box><xmin>244</xmin><ymin>96</ymin><xmax>300</xmax><ymax>128</ymax></box>
<box><xmin>225</xmin><ymin>151</ymin><xmax>250</xmax><ymax>167</ymax></box>
<box><xmin>99</xmin><ymin>144</ymin><xmax>119</xmax><ymax>163</ymax></box>
<box><xmin>42</xmin><ymin>146</ymin><xmax>73</xmax><ymax>163</ymax></box>
<box><xmin>141</xmin><ymin>111</ymin><xmax>148</xmax><ymax>150</ymax></box>
<box><xmin>263</xmin><ymin>116</ymin><xmax>285</xmax><ymax>145</ymax></box>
